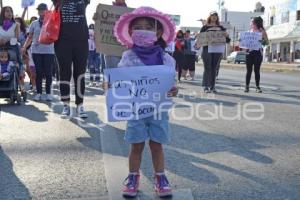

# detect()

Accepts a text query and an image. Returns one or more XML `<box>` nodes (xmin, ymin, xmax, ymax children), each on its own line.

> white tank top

<box><xmin>0</xmin><ymin>23</ymin><xmax>17</xmax><ymax>40</ymax></box>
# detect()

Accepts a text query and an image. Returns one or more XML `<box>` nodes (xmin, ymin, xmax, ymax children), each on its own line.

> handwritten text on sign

<box><xmin>239</xmin><ymin>32</ymin><xmax>262</xmax><ymax>50</ymax></box>
<box><xmin>94</xmin><ymin>4</ymin><xmax>134</xmax><ymax>56</ymax></box>
<box><xmin>196</xmin><ymin>31</ymin><xmax>226</xmax><ymax>46</ymax></box>
<box><xmin>104</xmin><ymin>65</ymin><xmax>175</xmax><ymax>122</ymax></box>
<box><xmin>22</xmin><ymin>0</ymin><xmax>35</xmax><ymax>8</ymax></box>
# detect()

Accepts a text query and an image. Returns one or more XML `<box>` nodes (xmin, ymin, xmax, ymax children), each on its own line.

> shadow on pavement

<box><xmin>77</xmin><ymin>119</ymin><xmax>274</xmax><ymax>187</ymax></box>
<box><xmin>0</xmin><ymin>104</ymin><xmax>48</xmax><ymax>122</ymax></box>
<box><xmin>140</xmin><ymin>123</ymin><xmax>273</xmax><ymax>186</ymax></box>
<box><xmin>0</xmin><ymin>146</ymin><xmax>31</xmax><ymax>200</ymax></box>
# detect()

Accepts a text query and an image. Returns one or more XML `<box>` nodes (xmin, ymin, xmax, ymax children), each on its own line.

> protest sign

<box><xmin>169</xmin><ymin>15</ymin><xmax>181</xmax><ymax>26</ymax></box>
<box><xmin>239</xmin><ymin>31</ymin><xmax>262</xmax><ymax>50</ymax></box>
<box><xmin>196</xmin><ymin>31</ymin><xmax>226</xmax><ymax>46</ymax></box>
<box><xmin>104</xmin><ymin>65</ymin><xmax>175</xmax><ymax>122</ymax></box>
<box><xmin>22</xmin><ymin>0</ymin><xmax>35</xmax><ymax>8</ymax></box>
<box><xmin>165</xmin><ymin>42</ymin><xmax>175</xmax><ymax>53</ymax></box>
<box><xmin>94</xmin><ymin>4</ymin><xmax>134</xmax><ymax>56</ymax></box>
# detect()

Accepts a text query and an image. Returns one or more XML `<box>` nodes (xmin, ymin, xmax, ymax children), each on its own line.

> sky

<box><xmin>3</xmin><ymin>0</ymin><xmax>272</xmax><ymax>27</ymax></box>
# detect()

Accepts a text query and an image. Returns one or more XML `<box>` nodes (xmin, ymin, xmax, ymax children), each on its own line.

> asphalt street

<box><xmin>0</xmin><ymin>66</ymin><xmax>300</xmax><ymax>200</ymax></box>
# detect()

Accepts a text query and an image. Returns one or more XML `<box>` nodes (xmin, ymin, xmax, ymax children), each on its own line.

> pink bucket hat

<box><xmin>114</xmin><ymin>6</ymin><xmax>176</xmax><ymax>48</ymax></box>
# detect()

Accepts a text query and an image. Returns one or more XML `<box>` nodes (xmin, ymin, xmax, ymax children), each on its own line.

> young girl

<box><xmin>244</xmin><ymin>17</ymin><xmax>268</xmax><ymax>93</ymax></box>
<box><xmin>0</xmin><ymin>50</ymin><xmax>13</xmax><ymax>81</ymax></box>
<box><xmin>113</xmin><ymin>6</ymin><xmax>177</xmax><ymax>198</ymax></box>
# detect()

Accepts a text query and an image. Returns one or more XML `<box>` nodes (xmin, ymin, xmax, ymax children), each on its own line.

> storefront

<box><xmin>295</xmin><ymin>41</ymin><xmax>300</xmax><ymax>62</ymax></box>
<box><xmin>266</xmin><ymin>21</ymin><xmax>300</xmax><ymax>63</ymax></box>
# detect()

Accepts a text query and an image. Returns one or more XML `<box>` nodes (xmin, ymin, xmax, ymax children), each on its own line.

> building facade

<box><xmin>220</xmin><ymin>9</ymin><xmax>263</xmax><ymax>55</ymax></box>
<box><xmin>264</xmin><ymin>0</ymin><xmax>300</xmax><ymax>62</ymax></box>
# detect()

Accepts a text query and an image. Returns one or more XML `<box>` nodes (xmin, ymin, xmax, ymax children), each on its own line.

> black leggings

<box><xmin>32</xmin><ymin>54</ymin><xmax>54</xmax><ymax>94</ymax></box>
<box><xmin>173</xmin><ymin>51</ymin><xmax>184</xmax><ymax>81</ymax></box>
<box><xmin>54</xmin><ymin>39</ymin><xmax>88</xmax><ymax>105</ymax></box>
<box><xmin>246</xmin><ymin>50</ymin><xmax>263</xmax><ymax>87</ymax></box>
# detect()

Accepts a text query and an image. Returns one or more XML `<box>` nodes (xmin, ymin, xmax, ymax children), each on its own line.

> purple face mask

<box><xmin>131</xmin><ymin>30</ymin><xmax>157</xmax><ymax>47</ymax></box>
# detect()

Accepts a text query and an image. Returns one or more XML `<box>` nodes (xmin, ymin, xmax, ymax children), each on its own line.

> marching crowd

<box><xmin>0</xmin><ymin>0</ymin><xmax>268</xmax><ymax>198</ymax></box>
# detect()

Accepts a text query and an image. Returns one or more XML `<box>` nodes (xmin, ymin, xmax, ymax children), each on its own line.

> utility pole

<box><xmin>232</xmin><ymin>26</ymin><xmax>235</xmax><ymax>51</ymax></box>
<box><xmin>0</xmin><ymin>0</ymin><xmax>3</xmax><ymax>9</ymax></box>
<box><xmin>217</xmin><ymin>0</ymin><xmax>225</xmax><ymax>11</ymax></box>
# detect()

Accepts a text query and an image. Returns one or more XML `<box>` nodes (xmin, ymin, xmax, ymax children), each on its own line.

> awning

<box><xmin>266</xmin><ymin>21</ymin><xmax>300</xmax><ymax>40</ymax></box>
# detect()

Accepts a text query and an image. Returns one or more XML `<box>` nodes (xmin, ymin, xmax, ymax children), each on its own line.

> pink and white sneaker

<box><xmin>154</xmin><ymin>174</ymin><xmax>172</xmax><ymax>197</ymax></box>
<box><xmin>122</xmin><ymin>173</ymin><xmax>140</xmax><ymax>197</ymax></box>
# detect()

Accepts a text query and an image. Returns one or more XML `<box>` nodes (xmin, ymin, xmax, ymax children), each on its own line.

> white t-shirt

<box><xmin>0</xmin><ymin>23</ymin><xmax>16</xmax><ymax>41</ymax></box>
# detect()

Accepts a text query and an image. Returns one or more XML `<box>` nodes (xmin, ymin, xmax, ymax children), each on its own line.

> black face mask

<box><xmin>177</xmin><ymin>35</ymin><xmax>183</xmax><ymax>39</ymax></box>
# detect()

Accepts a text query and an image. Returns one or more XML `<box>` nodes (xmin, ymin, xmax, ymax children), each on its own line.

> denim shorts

<box><xmin>125</xmin><ymin>112</ymin><xmax>170</xmax><ymax>144</ymax></box>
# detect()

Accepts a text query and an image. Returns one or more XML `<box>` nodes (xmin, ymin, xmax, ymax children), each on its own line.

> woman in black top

<box><xmin>200</xmin><ymin>11</ymin><xmax>229</xmax><ymax>93</ymax></box>
<box><xmin>52</xmin><ymin>0</ymin><xmax>90</xmax><ymax>118</ymax></box>
<box><xmin>244</xmin><ymin>17</ymin><xmax>268</xmax><ymax>93</ymax></box>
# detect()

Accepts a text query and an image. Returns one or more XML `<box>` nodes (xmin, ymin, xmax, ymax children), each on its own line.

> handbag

<box><xmin>38</xmin><ymin>6</ymin><xmax>61</xmax><ymax>44</ymax></box>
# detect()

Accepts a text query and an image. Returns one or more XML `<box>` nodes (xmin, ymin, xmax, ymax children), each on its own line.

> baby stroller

<box><xmin>0</xmin><ymin>46</ymin><xmax>23</xmax><ymax>105</ymax></box>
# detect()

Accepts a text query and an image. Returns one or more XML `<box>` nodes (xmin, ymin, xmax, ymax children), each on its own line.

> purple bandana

<box><xmin>2</xmin><ymin>20</ymin><xmax>13</xmax><ymax>31</ymax></box>
<box><xmin>132</xmin><ymin>44</ymin><xmax>164</xmax><ymax>66</ymax></box>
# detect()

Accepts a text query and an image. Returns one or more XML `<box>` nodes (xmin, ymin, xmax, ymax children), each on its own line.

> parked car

<box><xmin>227</xmin><ymin>51</ymin><xmax>247</xmax><ymax>64</ymax></box>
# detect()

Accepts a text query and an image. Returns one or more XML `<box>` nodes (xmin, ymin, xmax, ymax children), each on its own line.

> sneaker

<box><xmin>46</xmin><ymin>94</ymin><xmax>53</xmax><ymax>101</ymax></box>
<box><xmin>61</xmin><ymin>104</ymin><xmax>71</xmax><ymax>118</ymax></box>
<box><xmin>33</xmin><ymin>94</ymin><xmax>42</xmax><ymax>101</ymax></box>
<box><xmin>204</xmin><ymin>87</ymin><xmax>210</xmax><ymax>93</ymax></box>
<box><xmin>244</xmin><ymin>86</ymin><xmax>250</xmax><ymax>93</ymax></box>
<box><xmin>122</xmin><ymin>173</ymin><xmax>140</xmax><ymax>197</ymax></box>
<box><xmin>154</xmin><ymin>174</ymin><xmax>172</xmax><ymax>197</ymax></box>
<box><xmin>77</xmin><ymin>105</ymin><xmax>88</xmax><ymax>119</ymax></box>
<box><xmin>21</xmin><ymin>91</ymin><xmax>27</xmax><ymax>102</ymax></box>
<box><xmin>32</xmin><ymin>86</ymin><xmax>37</xmax><ymax>93</ymax></box>
<box><xmin>256</xmin><ymin>87</ymin><xmax>262</xmax><ymax>93</ymax></box>
<box><xmin>96</xmin><ymin>82</ymin><xmax>102</xmax><ymax>87</ymax></box>
<box><xmin>211</xmin><ymin>87</ymin><xmax>217</xmax><ymax>93</ymax></box>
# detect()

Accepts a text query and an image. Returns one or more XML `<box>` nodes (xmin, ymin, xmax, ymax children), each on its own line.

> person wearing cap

<box><xmin>51</xmin><ymin>0</ymin><xmax>90</xmax><ymax>119</ymax></box>
<box><xmin>22</xmin><ymin>3</ymin><xmax>55</xmax><ymax>102</ymax></box>
<box><xmin>112</xmin><ymin>6</ymin><xmax>177</xmax><ymax>198</ymax></box>
<box><xmin>199</xmin><ymin>11</ymin><xmax>230</xmax><ymax>93</ymax></box>
<box><xmin>244</xmin><ymin>16</ymin><xmax>268</xmax><ymax>93</ymax></box>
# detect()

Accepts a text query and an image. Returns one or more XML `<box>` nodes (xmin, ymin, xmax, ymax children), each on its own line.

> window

<box><xmin>281</xmin><ymin>11</ymin><xmax>289</xmax><ymax>23</ymax></box>
<box><xmin>295</xmin><ymin>42</ymin><xmax>300</xmax><ymax>60</ymax></box>
<box><xmin>270</xmin><ymin>16</ymin><xmax>274</xmax><ymax>25</ymax></box>
<box><xmin>297</xmin><ymin>10</ymin><xmax>300</xmax><ymax>21</ymax></box>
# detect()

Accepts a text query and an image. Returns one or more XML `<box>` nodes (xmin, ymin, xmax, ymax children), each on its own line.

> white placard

<box><xmin>104</xmin><ymin>65</ymin><xmax>175</xmax><ymax>122</ymax></box>
<box><xmin>208</xmin><ymin>44</ymin><xmax>225</xmax><ymax>53</ymax></box>
<box><xmin>239</xmin><ymin>31</ymin><xmax>262</xmax><ymax>50</ymax></box>
<box><xmin>21</xmin><ymin>0</ymin><xmax>35</xmax><ymax>8</ymax></box>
